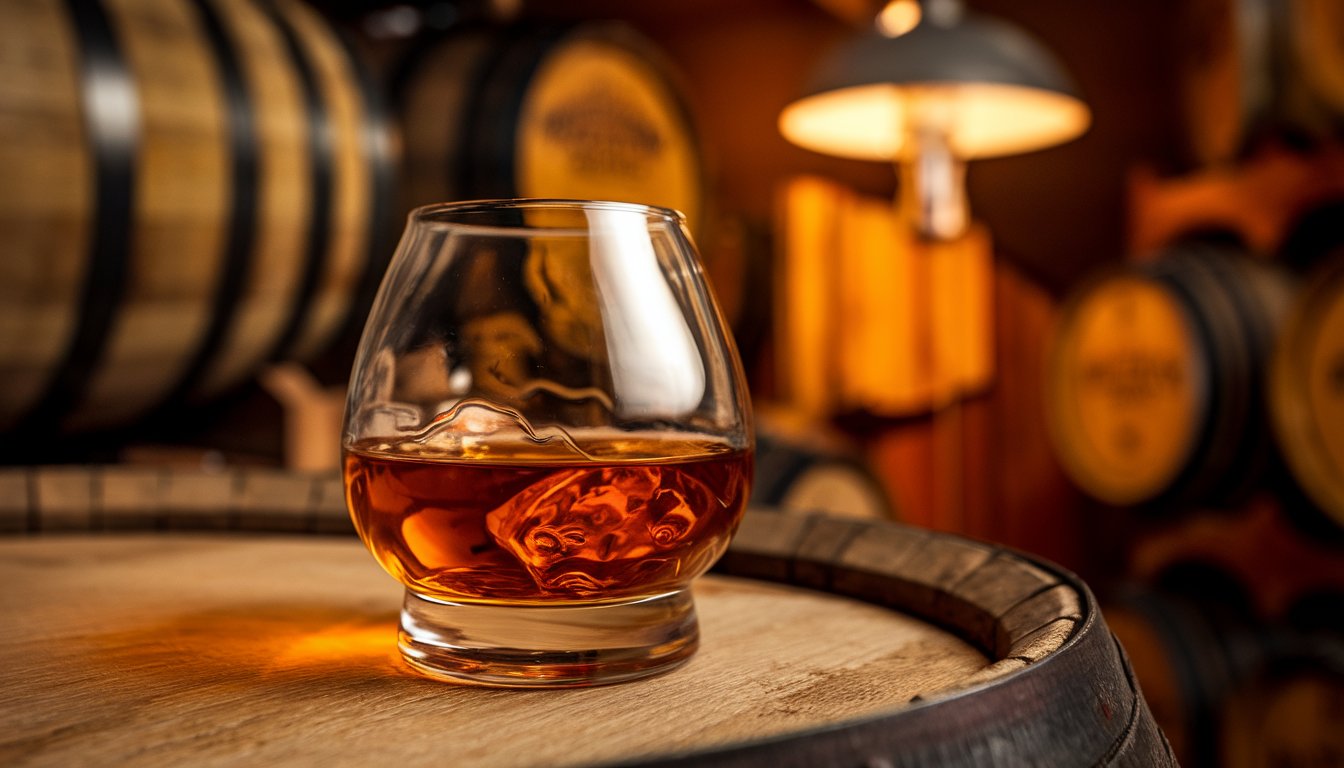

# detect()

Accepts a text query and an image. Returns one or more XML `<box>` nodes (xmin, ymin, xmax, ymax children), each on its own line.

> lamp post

<box><xmin>775</xmin><ymin>0</ymin><xmax>1091</xmax><ymax>532</ymax></box>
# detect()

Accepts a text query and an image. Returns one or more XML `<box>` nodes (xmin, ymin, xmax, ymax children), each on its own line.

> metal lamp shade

<box><xmin>779</xmin><ymin>11</ymin><xmax>1091</xmax><ymax>160</ymax></box>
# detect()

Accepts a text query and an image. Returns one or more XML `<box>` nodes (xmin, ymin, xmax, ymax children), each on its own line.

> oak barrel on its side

<box><xmin>0</xmin><ymin>0</ymin><xmax>392</xmax><ymax>435</ymax></box>
<box><xmin>1103</xmin><ymin>572</ymin><xmax>1264</xmax><ymax>768</ymax></box>
<box><xmin>396</xmin><ymin>22</ymin><xmax>703</xmax><ymax>228</ymax></box>
<box><xmin>1107</xmin><ymin>579</ymin><xmax>1344</xmax><ymax>768</ymax></box>
<box><xmin>1270</xmin><ymin>254</ymin><xmax>1344</xmax><ymax>534</ymax></box>
<box><xmin>1176</xmin><ymin>0</ymin><xmax>1344</xmax><ymax>169</ymax></box>
<box><xmin>0</xmin><ymin>466</ymin><xmax>1172</xmax><ymax>767</ymax></box>
<box><xmin>1174</xmin><ymin>0</ymin><xmax>1276</xmax><ymax>167</ymax></box>
<box><xmin>751</xmin><ymin>432</ymin><xmax>893</xmax><ymax>520</ymax></box>
<box><xmin>1046</xmin><ymin>240</ymin><xmax>1294</xmax><ymax>508</ymax></box>
<box><xmin>1219</xmin><ymin>639</ymin><xmax>1344</xmax><ymax>768</ymax></box>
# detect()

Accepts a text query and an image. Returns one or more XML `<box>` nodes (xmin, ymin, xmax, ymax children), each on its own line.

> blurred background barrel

<box><xmin>751</xmin><ymin>430</ymin><xmax>892</xmax><ymax>520</ymax></box>
<box><xmin>1102</xmin><ymin>565</ymin><xmax>1263</xmax><ymax>768</ymax></box>
<box><xmin>1218</xmin><ymin>639</ymin><xmax>1344</xmax><ymax>768</ymax></box>
<box><xmin>1105</xmin><ymin>570</ymin><xmax>1344</xmax><ymax>768</ymax></box>
<box><xmin>1270</xmin><ymin>253</ymin><xmax>1344</xmax><ymax>535</ymax></box>
<box><xmin>1046</xmin><ymin>236</ymin><xmax>1294</xmax><ymax>509</ymax></box>
<box><xmin>0</xmin><ymin>0</ymin><xmax>392</xmax><ymax>439</ymax></box>
<box><xmin>1177</xmin><ymin>0</ymin><xmax>1344</xmax><ymax>169</ymax></box>
<box><xmin>395</xmin><ymin>21</ymin><xmax>704</xmax><ymax>228</ymax></box>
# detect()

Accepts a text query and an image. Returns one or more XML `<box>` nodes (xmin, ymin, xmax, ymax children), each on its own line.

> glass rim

<box><xmin>408</xmin><ymin>198</ymin><xmax>688</xmax><ymax>230</ymax></box>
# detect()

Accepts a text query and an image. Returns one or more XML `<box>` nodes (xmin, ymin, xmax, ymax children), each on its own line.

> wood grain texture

<box><xmin>0</xmin><ymin>0</ymin><xmax>91</xmax><ymax>424</ymax></box>
<box><xmin>274</xmin><ymin>0</ymin><xmax>371</xmax><ymax>362</ymax></box>
<box><xmin>0</xmin><ymin>534</ymin><xmax>986</xmax><ymax>768</ymax></box>
<box><xmin>0</xmin><ymin>0</ymin><xmax>385</xmax><ymax>432</ymax></box>
<box><xmin>0</xmin><ymin>486</ymin><xmax>1174</xmax><ymax>765</ymax></box>
<box><xmin>0</xmin><ymin>465</ymin><xmax>353</xmax><ymax>536</ymax></box>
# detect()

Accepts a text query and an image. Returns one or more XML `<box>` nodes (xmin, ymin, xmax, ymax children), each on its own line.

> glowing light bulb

<box><xmin>876</xmin><ymin>0</ymin><xmax>922</xmax><ymax>37</ymax></box>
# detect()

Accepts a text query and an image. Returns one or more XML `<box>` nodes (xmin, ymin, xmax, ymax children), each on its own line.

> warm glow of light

<box><xmin>274</xmin><ymin>624</ymin><xmax>395</xmax><ymax>667</ymax></box>
<box><xmin>876</xmin><ymin>0</ymin><xmax>922</xmax><ymax>37</ymax></box>
<box><xmin>777</xmin><ymin>176</ymin><xmax>995</xmax><ymax>417</ymax></box>
<box><xmin>779</xmin><ymin>82</ymin><xmax>1091</xmax><ymax>160</ymax></box>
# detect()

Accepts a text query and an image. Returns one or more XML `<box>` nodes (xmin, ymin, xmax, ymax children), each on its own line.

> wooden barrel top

<box><xmin>0</xmin><ymin>466</ymin><xmax>1173</xmax><ymax>766</ymax></box>
<box><xmin>0</xmin><ymin>534</ymin><xmax>986</xmax><ymax>767</ymax></box>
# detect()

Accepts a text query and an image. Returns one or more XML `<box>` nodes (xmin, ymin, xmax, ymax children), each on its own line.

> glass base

<box><xmin>397</xmin><ymin>588</ymin><xmax>700</xmax><ymax>687</ymax></box>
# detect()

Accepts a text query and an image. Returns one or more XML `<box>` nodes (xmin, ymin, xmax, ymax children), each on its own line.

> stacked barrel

<box><xmin>1047</xmin><ymin>235</ymin><xmax>1294</xmax><ymax>511</ymax></box>
<box><xmin>1053</xmin><ymin>0</ymin><xmax>1344</xmax><ymax>725</ymax></box>
<box><xmin>1054</xmin><ymin>4</ymin><xmax>1344</xmax><ymax>745</ymax></box>
<box><xmin>1048</xmin><ymin>212</ymin><xmax>1344</xmax><ymax>529</ymax></box>
<box><xmin>394</xmin><ymin>22</ymin><xmax>704</xmax><ymax>230</ymax></box>
<box><xmin>0</xmin><ymin>0</ymin><xmax>393</xmax><ymax>438</ymax></box>
<box><xmin>1047</xmin><ymin>208</ymin><xmax>1344</xmax><ymax>766</ymax></box>
<box><xmin>0</xmin><ymin>2</ymin><xmax>709</xmax><ymax>454</ymax></box>
<box><xmin>1103</xmin><ymin>567</ymin><xmax>1343</xmax><ymax>768</ymax></box>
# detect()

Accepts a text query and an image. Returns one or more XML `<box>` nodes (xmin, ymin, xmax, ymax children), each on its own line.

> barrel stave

<box><xmin>0</xmin><ymin>0</ymin><xmax>385</xmax><ymax>435</ymax></box>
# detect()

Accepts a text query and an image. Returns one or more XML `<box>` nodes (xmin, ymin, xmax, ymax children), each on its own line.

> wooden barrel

<box><xmin>0</xmin><ymin>470</ymin><xmax>1172</xmax><ymax>766</ymax></box>
<box><xmin>1102</xmin><ymin>567</ymin><xmax>1265</xmax><ymax>768</ymax></box>
<box><xmin>1270</xmin><ymin>254</ymin><xmax>1344</xmax><ymax>533</ymax></box>
<box><xmin>1219</xmin><ymin>637</ymin><xmax>1344</xmax><ymax>768</ymax></box>
<box><xmin>1176</xmin><ymin>0</ymin><xmax>1344</xmax><ymax>168</ymax></box>
<box><xmin>1176</xmin><ymin>0</ymin><xmax>1277</xmax><ymax>167</ymax></box>
<box><xmin>1107</xmin><ymin>578</ymin><xmax>1344</xmax><ymax>768</ymax></box>
<box><xmin>1046</xmin><ymin>239</ymin><xmax>1295</xmax><ymax>508</ymax></box>
<box><xmin>395</xmin><ymin>22</ymin><xmax>704</xmax><ymax>229</ymax></box>
<box><xmin>1278</xmin><ymin>0</ymin><xmax>1344</xmax><ymax>144</ymax></box>
<box><xmin>0</xmin><ymin>0</ymin><xmax>392</xmax><ymax>435</ymax></box>
<box><xmin>752</xmin><ymin>431</ymin><xmax>893</xmax><ymax>520</ymax></box>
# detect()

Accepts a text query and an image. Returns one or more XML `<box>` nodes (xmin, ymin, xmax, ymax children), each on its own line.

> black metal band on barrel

<box><xmin>462</xmin><ymin>27</ymin><xmax>566</xmax><ymax>198</ymax></box>
<box><xmin>20</xmin><ymin>0</ymin><xmax>138</xmax><ymax>434</ymax></box>
<box><xmin>752</xmin><ymin>438</ymin><xmax>819</xmax><ymax>508</ymax></box>
<box><xmin>455</xmin><ymin>28</ymin><xmax>513</xmax><ymax>198</ymax></box>
<box><xmin>331</xmin><ymin>26</ymin><xmax>395</xmax><ymax>346</ymax></box>
<box><xmin>1190</xmin><ymin>249</ymin><xmax>1274</xmax><ymax>481</ymax></box>
<box><xmin>1151</xmin><ymin>264</ymin><xmax>1222</xmax><ymax>500</ymax></box>
<box><xmin>263</xmin><ymin>0</ymin><xmax>332</xmax><ymax>362</ymax></box>
<box><xmin>1112</xmin><ymin>590</ymin><xmax>1217</xmax><ymax>768</ymax></box>
<box><xmin>159</xmin><ymin>0</ymin><xmax>258</xmax><ymax>408</ymax></box>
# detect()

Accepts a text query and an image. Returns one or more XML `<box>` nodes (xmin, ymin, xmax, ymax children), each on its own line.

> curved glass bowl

<box><xmin>342</xmin><ymin>199</ymin><xmax>753</xmax><ymax>687</ymax></box>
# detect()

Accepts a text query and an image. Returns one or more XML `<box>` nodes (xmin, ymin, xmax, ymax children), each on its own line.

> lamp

<box><xmin>779</xmin><ymin>0</ymin><xmax>1090</xmax><ymax>239</ymax></box>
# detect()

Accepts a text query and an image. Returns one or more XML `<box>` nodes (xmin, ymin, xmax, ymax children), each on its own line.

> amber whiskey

<box><xmin>344</xmin><ymin>436</ymin><xmax>752</xmax><ymax>603</ymax></box>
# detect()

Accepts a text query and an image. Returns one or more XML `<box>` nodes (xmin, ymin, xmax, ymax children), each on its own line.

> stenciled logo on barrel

<box><xmin>516</xmin><ymin>39</ymin><xmax>699</xmax><ymax>226</ymax></box>
<box><xmin>539</xmin><ymin>88</ymin><xmax>661</xmax><ymax>176</ymax></box>
<box><xmin>1057</xmin><ymin>277</ymin><xmax>1202</xmax><ymax>504</ymax></box>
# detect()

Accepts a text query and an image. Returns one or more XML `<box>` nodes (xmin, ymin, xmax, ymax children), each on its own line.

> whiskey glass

<box><xmin>342</xmin><ymin>200</ymin><xmax>754</xmax><ymax>687</ymax></box>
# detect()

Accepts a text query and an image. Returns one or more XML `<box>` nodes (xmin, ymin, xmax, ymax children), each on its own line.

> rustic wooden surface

<box><xmin>0</xmin><ymin>534</ymin><xmax>987</xmax><ymax>768</ymax></box>
<box><xmin>0</xmin><ymin>488</ymin><xmax>1173</xmax><ymax>766</ymax></box>
<box><xmin>0</xmin><ymin>465</ymin><xmax>351</xmax><ymax>536</ymax></box>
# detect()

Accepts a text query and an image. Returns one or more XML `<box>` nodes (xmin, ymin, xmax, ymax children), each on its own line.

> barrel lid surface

<box><xmin>0</xmin><ymin>533</ymin><xmax>986</xmax><ymax>767</ymax></box>
<box><xmin>1048</xmin><ymin>272</ymin><xmax>1207</xmax><ymax>505</ymax></box>
<box><xmin>1271</xmin><ymin>259</ymin><xmax>1344</xmax><ymax>527</ymax></box>
<box><xmin>0</xmin><ymin>498</ymin><xmax>1170</xmax><ymax>766</ymax></box>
